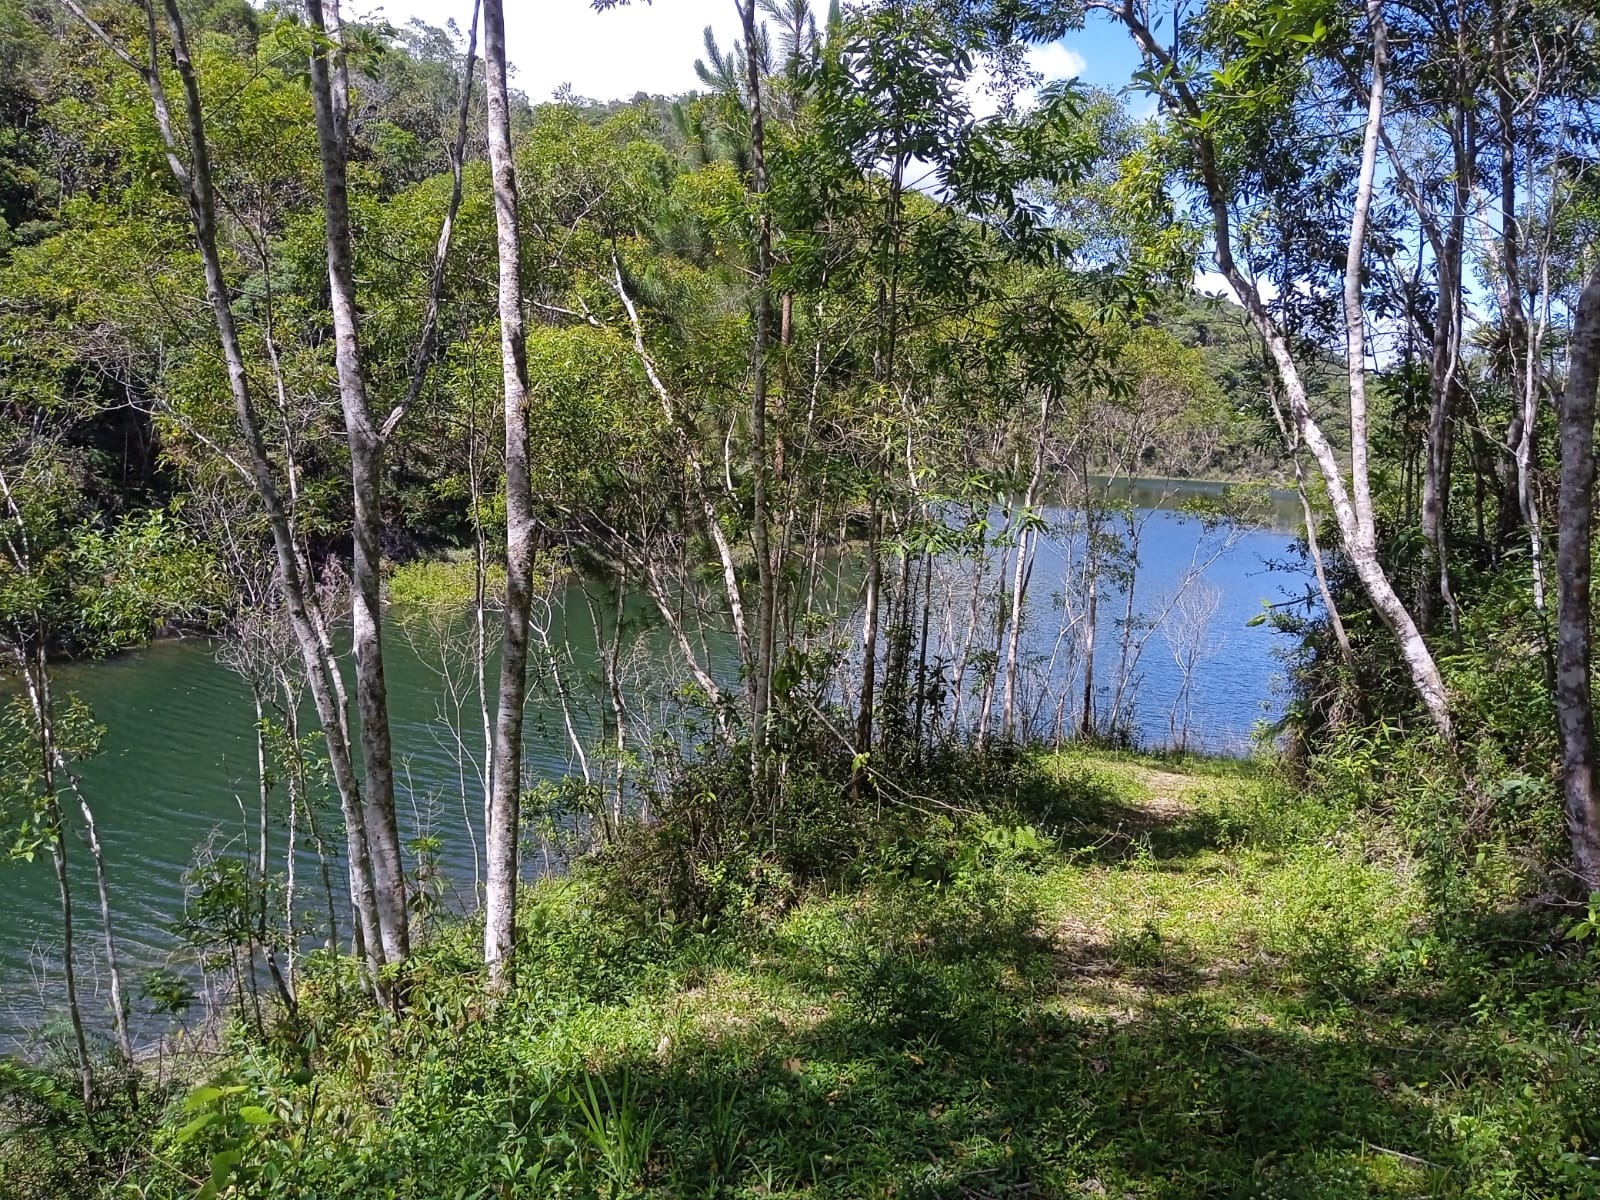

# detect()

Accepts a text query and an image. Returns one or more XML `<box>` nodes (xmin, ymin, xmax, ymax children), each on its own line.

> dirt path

<box><xmin>1125</xmin><ymin>764</ymin><xmax>1201</xmax><ymax>825</ymax></box>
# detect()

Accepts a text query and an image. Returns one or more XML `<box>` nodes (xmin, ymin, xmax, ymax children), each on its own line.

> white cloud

<box><xmin>964</xmin><ymin>39</ymin><xmax>1088</xmax><ymax>119</ymax></box>
<box><xmin>1026</xmin><ymin>41</ymin><xmax>1086</xmax><ymax>84</ymax></box>
<box><xmin>355</xmin><ymin>0</ymin><xmax>743</xmax><ymax>102</ymax></box>
<box><xmin>1193</xmin><ymin>269</ymin><xmax>1279</xmax><ymax>305</ymax></box>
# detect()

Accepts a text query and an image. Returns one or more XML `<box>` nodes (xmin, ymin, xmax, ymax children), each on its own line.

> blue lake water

<box><xmin>0</xmin><ymin>484</ymin><xmax>1310</xmax><ymax>1048</ymax></box>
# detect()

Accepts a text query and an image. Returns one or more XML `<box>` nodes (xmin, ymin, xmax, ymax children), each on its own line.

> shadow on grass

<box><xmin>317</xmin><ymin>758</ymin><xmax>1598</xmax><ymax>1200</ymax></box>
<box><xmin>549</xmin><ymin>956</ymin><xmax>1461</xmax><ymax>1199</ymax></box>
<box><xmin>1043</xmin><ymin>791</ymin><xmax>1227</xmax><ymax>869</ymax></box>
<box><xmin>504</xmin><ymin>822</ymin><xmax>1597</xmax><ymax>1198</ymax></box>
<box><xmin>480</xmin><ymin>865</ymin><xmax>1591</xmax><ymax>1200</ymax></box>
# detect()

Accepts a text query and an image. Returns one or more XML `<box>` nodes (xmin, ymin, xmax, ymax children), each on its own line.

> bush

<box><xmin>0</xmin><ymin>1057</ymin><xmax>167</xmax><ymax>1200</ymax></box>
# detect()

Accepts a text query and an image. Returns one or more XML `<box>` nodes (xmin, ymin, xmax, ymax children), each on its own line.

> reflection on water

<box><xmin>1083</xmin><ymin>476</ymin><xmax>1304</xmax><ymax>533</ymax></box>
<box><xmin>0</xmin><ymin>483</ymin><xmax>1309</xmax><ymax>1048</ymax></box>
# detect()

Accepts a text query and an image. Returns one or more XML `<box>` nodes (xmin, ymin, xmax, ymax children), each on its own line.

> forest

<box><xmin>1</xmin><ymin>0</ymin><xmax>1599</xmax><ymax>1196</ymax></box>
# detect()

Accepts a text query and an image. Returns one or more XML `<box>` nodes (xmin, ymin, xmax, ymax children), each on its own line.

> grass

<box><xmin>54</xmin><ymin>749</ymin><xmax>1600</xmax><ymax>1199</ymax></box>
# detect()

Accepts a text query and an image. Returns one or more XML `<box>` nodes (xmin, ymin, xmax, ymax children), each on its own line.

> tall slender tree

<box><xmin>483</xmin><ymin>0</ymin><xmax>535</xmax><ymax>983</ymax></box>
<box><xmin>739</xmin><ymin>0</ymin><xmax>780</xmax><ymax>790</ymax></box>
<box><xmin>1557</xmin><ymin>255</ymin><xmax>1600</xmax><ymax>887</ymax></box>
<box><xmin>53</xmin><ymin>0</ymin><xmax>392</xmax><ymax>978</ymax></box>
<box><xmin>1099</xmin><ymin>0</ymin><xmax>1454</xmax><ymax>740</ymax></box>
<box><xmin>303</xmin><ymin>0</ymin><xmax>410</xmax><ymax>964</ymax></box>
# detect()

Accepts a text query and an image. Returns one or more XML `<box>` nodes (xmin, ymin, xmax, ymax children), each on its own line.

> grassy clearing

<box><xmin>43</xmin><ymin>750</ymin><xmax>1600</xmax><ymax>1199</ymax></box>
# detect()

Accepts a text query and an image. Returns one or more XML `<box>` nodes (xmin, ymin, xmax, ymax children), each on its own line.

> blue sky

<box><xmin>365</xmin><ymin>0</ymin><xmax>1151</xmax><ymax>106</ymax></box>
<box><xmin>1063</xmin><ymin>9</ymin><xmax>1148</xmax><ymax>95</ymax></box>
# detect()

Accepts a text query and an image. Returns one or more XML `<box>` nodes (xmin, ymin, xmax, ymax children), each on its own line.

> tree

<box><xmin>1557</xmin><ymin>254</ymin><xmax>1600</xmax><ymax>888</ymax></box>
<box><xmin>1161</xmin><ymin>578</ymin><xmax>1223</xmax><ymax>752</ymax></box>
<box><xmin>302</xmin><ymin>0</ymin><xmax>410</xmax><ymax>966</ymax></box>
<box><xmin>52</xmin><ymin>0</ymin><xmax>391</xmax><ymax>982</ymax></box>
<box><xmin>482</xmin><ymin>0</ymin><xmax>534</xmax><ymax>983</ymax></box>
<box><xmin>0</xmin><ymin>440</ymin><xmax>215</xmax><ymax>1095</ymax></box>
<box><xmin>1096</xmin><ymin>0</ymin><xmax>1454</xmax><ymax>741</ymax></box>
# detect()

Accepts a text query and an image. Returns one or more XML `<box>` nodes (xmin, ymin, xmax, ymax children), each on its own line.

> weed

<box><xmin>573</xmin><ymin>1069</ymin><xmax>663</xmax><ymax>1195</ymax></box>
<box><xmin>24</xmin><ymin>747</ymin><xmax>1600</xmax><ymax>1199</ymax></box>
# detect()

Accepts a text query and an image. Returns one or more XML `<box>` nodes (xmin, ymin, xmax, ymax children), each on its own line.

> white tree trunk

<box><xmin>1113</xmin><ymin>0</ymin><xmax>1452</xmax><ymax>740</ymax></box>
<box><xmin>58</xmin><ymin>0</ymin><xmax>391</xmax><ymax>977</ymax></box>
<box><xmin>484</xmin><ymin>0</ymin><xmax>535</xmax><ymax>984</ymax></box>
<box><xmin>1002</xmin><ymin>394</ymin><xmax>1050</xmax><ymax>741</ymax></box>
<box><xmin>304</xmin><ymin>0</ymin><xmax>410</xmax><ymax>965</ymax></box>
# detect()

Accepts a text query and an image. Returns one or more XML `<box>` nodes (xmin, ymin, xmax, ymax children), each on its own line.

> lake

<box><xmin>0</xmin><ymin>482</ymin><xmax>1309</xmax><ymax>1050</ymax></box>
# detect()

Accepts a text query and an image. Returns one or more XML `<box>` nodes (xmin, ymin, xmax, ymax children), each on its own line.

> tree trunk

<box><xmin>70</xmin><ymin>777</ymin><xmax>132</xmax><ymax>1065</ymax></box>
<box><xmin>1413</xmin><ymin>36</ymin><xmax>1472</xmax><ymax>637</ymax></box>
<box><xmin>977</xmin><ymin>532</ymin><xmax>1011</xmax><ymax>744</ymax></box>
<box><xmin>912</xmin><ymin>549</ymin><xmax>935</xmax><ymax>748</ymax></box>
<box><xmin>606</xmin><ymin>582</ymin><xmax>628</xmax><ymax>829</ymax></box>
<box><xmin>58</xmin><ymin>0</ymin><xmax>390</xmax><ymax>978</ymax></box>
<box><xmin>281</xmin><ymin>694</ymin><xmax>301</xmax><ymax>992</ymax></box>
<box><xmin>1079</xmin><ymin>492</ymin><xmax>1101</xmax><ymax>739</ymax></box>
<box><xmin>386</xmin><ymin>0</ymin><xmax>480</xmax><ymax>439</ymax></box>
<box><xmin>48</xmin><ymin>812</ymin><xmax>92</xmax><ymax>1106</ymax></box>
<box><xmin>948</xmin><ymin>534</ymin><xmax>986</xmax><ymax>734</ymax></box>
<box><xmin>1266</xmin><ymin>395</ymin><xmax>1355</xmax><ymax>671</ymax></box>
<box><xmin>250</xmin><ymin>687</ymin><xmax>296</xmax><ymax>1017</ymax></box>
<box><xmin>1557</xmin><ymin>256</ymin><xmax>1600</xmax><ymax>888</ymax></box>
<box><xmin>855</xmin><ymin>153</ymin><xmax>906</xmax><ymax>776</ymax></box>
<box><xmin>881</xmin><ymin>521</ymin><xmax>915</xmax><ymax>746</ymax></box>
<box><xmin>739</xmin><ymin>0</ymin><xmax>778</xmax><ymax>790</ymax></box>
<box><xmin>484</xmin><ymin>0</ymin><xmax>535</xmax><ymax>984</ymax></box>
<box><xmin>1491</xmin><ymin>0</ymin><xmax>1548</xmax><ymax>612</ymax></box>
<box><xmin>1294</xmin><ymin>460</ymin><xmax>1354</xmax><ymax>669</ymax></box>
<box><xmin>463</xmin><ymin>369</ymin><xmax>493</xmax><ymax>891</ymax></box>
<box><xmin>304</xmin><ymin>0</ymin><xmax>410</xmax><ymax>965</ymax></box>
<box><xmin>277</xmin><ymin>667</ymin><xmax>342</xmax><ymax>955</ymax></box>
<box><xmin>855</xmin><ymin>501</ymin><xmax>883</xmax><ymax>764</ymax></box>
<box><xmin>1330</xmin><ymin>2</ymin><xmax>1452</xmax><ymax>738</ymax></box>
<box><xmin>24</xmin><ymin>642</ymin><xmax>134</xmax><ymax>1066</ymax></box>
<box><xmin>609</xmin><ymin>265</ymin><xmax>754</xmax><ymax>685</ymax></box>
<box><xmin>1113</xmin><ymin>0</ymin><xmax>1453</xmax><ymax>741</ymax></box>
<box><xmin>1002</xmin><ymin>394</ymin><xmax>1049</xmax><ymax>741</ymax></box>
<box><xmin>1105</xmin><ymin>516</ymin><xmax>1144</xmax><ymax>737</ymax></box>
<box><xmin>27</xmin><ymin>655</ymin><xmax>92</xmax><ymax>1104</ymax></box>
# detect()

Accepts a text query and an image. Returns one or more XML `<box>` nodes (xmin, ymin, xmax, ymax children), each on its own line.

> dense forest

<box><xmin>1</xmin><ymin>0</ymin><xmax>1599</xmax><ymax>1196</ymax></box>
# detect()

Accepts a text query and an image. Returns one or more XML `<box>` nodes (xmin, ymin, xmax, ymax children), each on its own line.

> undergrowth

<box><xmin>6</xmin><ymin>748</ymin><xmax>1600</xmax><ymax>1199</ymax></box>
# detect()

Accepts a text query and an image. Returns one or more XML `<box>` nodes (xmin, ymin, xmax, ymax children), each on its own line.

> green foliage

<box><xmin>387</xmin><ymin>556</ymin><xmax>511</xmax><ymax>614</ymax></box>
<box><xmin>66</xmin><ymin>509</ymin><xmax>223</xmax><ymax>645</ymax></box>
<box><xmin>573</xmin><ymin>1070</ymin><xmax>664</xmax><ymax>1195</ymax></box>
<box><xmin>0</xmin><ymin>1055</ymin><xmax>169</xmax><ymax>1200</ymax></box>
<box><xmin>0</xmin><ymin>0</ymin><xmax>1594</xmax><ymax>1197</ymax></box>
<box><xmin>170</xmin><ymin>1082</ymin><xmax>283</xmax><ymax>1200</ymax></box>
<box><xmin>48</xmin><ymin>748</ymin><xmax>1590</xmax><ymax>1199</ymax></box>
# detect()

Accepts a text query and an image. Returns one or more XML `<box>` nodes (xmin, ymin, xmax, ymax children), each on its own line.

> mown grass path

<box><xmin>135</xmin><ymin>751</ymin><xmax>1600</xmax><ymax>1200</ymax></box>
<box><xmin>543</xmin><ymin>751</ymin><xmax>1592</xmax><ymax>1199</ymax></box>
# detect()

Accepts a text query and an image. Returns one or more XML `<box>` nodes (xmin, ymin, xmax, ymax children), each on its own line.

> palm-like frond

<box><xmin>694</xmin><ymin>25</ymin><xmax>745</xmax><ymax>99</ymax></box>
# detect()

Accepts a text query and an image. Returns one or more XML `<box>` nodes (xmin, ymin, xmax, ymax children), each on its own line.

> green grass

<box><xmin>70</xmin><ymin>750</ymin><xmax>1600</xmax><ymax>1198</ymax></box>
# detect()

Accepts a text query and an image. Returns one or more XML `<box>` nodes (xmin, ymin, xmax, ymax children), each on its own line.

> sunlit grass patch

<box><xmin>93</xmin><ymin>746</ymin><xmax>1600</xmax><ymax>1200</ymax></box>
<box><xmin>1035</xmin><ymin>747</ymin><xmax>1157</xmax><ymax>806</ymax></box>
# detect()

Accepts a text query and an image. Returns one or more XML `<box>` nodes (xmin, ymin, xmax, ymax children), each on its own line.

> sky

<box><xmin>352</xmin><ymin>0</ymin><xmax>1148</xmax><ymax>106</ymax></box>
<box><xmin>350</xmin><ymin>1</ymin><xmax>1223</xmax><ymax>290</ymax></box>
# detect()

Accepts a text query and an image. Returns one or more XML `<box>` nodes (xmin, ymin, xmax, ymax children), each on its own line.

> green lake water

<box><xmin>0</xmin><ymin>487</ymin><xmax>1307</xmax><ymax>1050</ymax></box>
